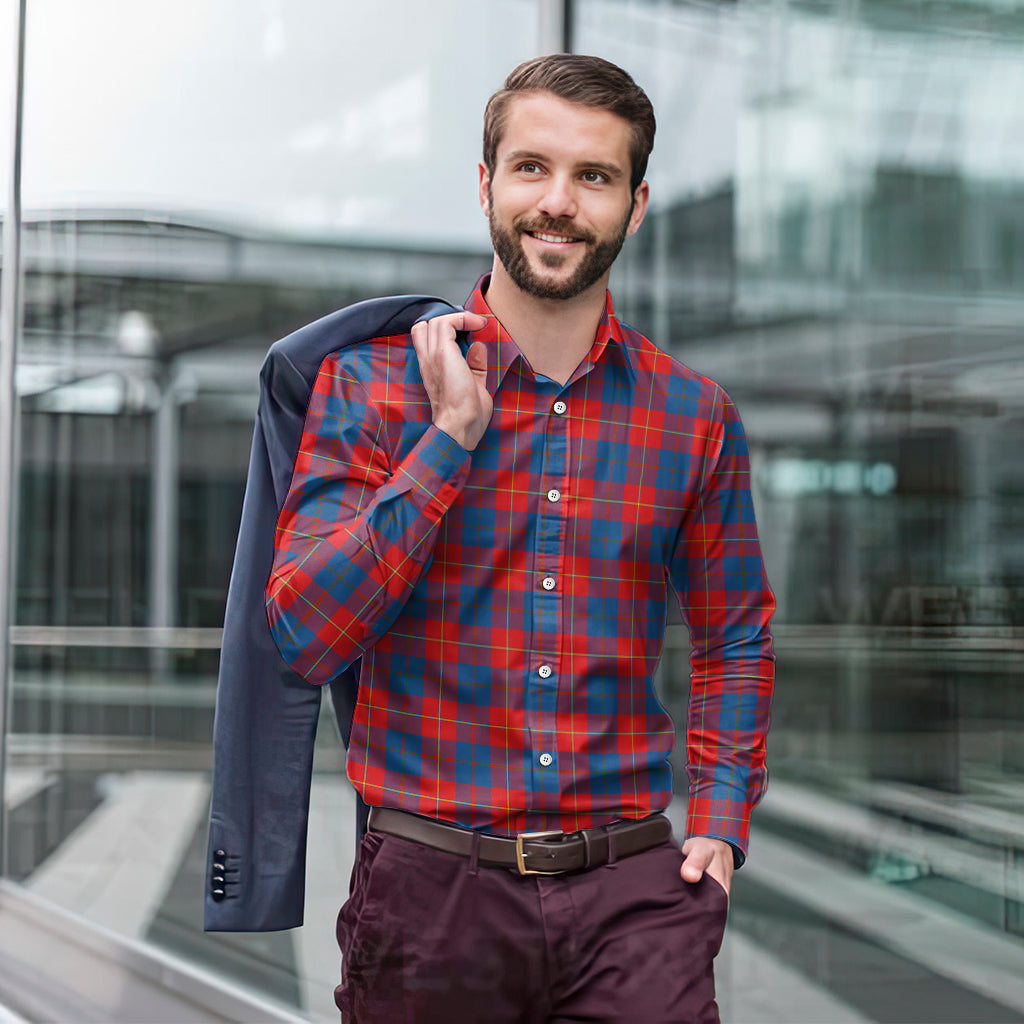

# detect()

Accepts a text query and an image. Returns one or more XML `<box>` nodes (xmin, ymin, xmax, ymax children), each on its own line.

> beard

<box><xmin>488</xmin><ymin>188</ymin><xmax>631</xmax><ymax>301</ymax></box>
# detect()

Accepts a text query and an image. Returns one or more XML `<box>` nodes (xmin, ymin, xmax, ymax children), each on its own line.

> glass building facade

<box><xmin>1</xmin><ymin>1</ymin><xmax>1023</xmax><ymax>1020</ymax></box>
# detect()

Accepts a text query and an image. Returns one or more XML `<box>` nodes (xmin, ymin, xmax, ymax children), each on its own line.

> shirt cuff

<box><xmin>685</xmin><ymin>832</ymin><xmax>746</xmax><ymax>870</ymax></box>
<box><xmin>685</xmin><ymin>789</ymin><xmax>753</xmax><ymax>868</ymax></box>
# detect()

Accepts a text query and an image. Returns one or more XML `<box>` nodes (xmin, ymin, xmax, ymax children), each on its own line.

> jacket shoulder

<box><xmin>267</xmin><ymin>294</ymin><xmax>459</xmax><ymax>371</ymax></box>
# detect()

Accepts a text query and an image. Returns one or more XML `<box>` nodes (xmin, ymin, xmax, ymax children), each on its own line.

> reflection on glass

<box><xmin>8</xmin><ymin>2</ymin><xmax>537</xmax><ymax>1019</ymax></box>
<box><xmin>21</xmin><ymin>0</ymin><xmax>539</xmax><ymax>247</ymax></box>
<box><xmin>0</xmin><ymin>0</ymin><xmax>12</xmax><ymax>216</ymax></box>
<box><xmin>579</xmin><ymin>0</ymin><xmax>1024</xmax><ymax>1021</ymax></box>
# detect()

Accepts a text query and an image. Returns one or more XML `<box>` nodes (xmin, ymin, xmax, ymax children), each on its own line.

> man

<box><xmin>266</xmin><ymin>54</ymin><xmax>775</xmax><ymax>1023</ymax></box>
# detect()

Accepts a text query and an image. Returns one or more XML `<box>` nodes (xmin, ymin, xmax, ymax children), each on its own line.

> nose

<box><xmin>536</xmin><ymin>174</ymin><xmax>578</xmax><ymax>220</ymax></box>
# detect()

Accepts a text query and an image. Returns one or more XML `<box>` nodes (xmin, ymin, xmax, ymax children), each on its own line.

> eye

<box><xmin>581</xmin><ymin>170</ymin><xmax>608</xmax><ymax>184</ymax></box>
<box><xmin>517</xmin><ymin>162</ymin><xmax>542</xmax><ymax>175</ymax></box>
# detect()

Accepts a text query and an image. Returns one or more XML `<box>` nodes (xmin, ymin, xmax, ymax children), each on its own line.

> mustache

<box><xmin>513</xmin><ymin>216</ymin><xmax>595</xmax><ymax>245</ymax></box>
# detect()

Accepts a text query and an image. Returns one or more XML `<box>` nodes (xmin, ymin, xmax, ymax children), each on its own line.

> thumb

<box><xmin>466</xmin><ymin>340</ymin><xmax>488</xmax><ymax>377</ymax></box>
<box><xmin>680</xmin><ymin>845</ymin><xmax>710</xmax><ymax>883</ymax></box>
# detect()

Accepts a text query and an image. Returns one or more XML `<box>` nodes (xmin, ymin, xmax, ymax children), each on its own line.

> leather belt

<box><xmin>368</xmin><ymin>807</ymin><xmax>672</xmax><ymax>875</ymax></box>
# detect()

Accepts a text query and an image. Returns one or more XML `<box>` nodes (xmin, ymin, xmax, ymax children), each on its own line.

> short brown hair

<box><xmin>483</xmin><ymin>54</ymin><xmax>656</xmax><ymax>193</ymax></box>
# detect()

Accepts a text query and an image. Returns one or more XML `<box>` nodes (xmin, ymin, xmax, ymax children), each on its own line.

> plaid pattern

<box><xmin>267</xmin><ymin>276</ymin><xmax>775</xmax><ymax>857</ymax></box>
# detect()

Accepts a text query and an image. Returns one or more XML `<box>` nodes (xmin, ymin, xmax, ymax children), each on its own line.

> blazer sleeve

<box><xmin>204</xmin><ymin>296</ymin><xmax>458</xmax><ymax>932</ymax></box>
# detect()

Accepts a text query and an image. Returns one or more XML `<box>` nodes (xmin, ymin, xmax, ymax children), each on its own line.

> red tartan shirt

<box><xmin>266</xmin><ymin>276</ymin><xmax>775</xmax><ymax>860</ymax></box>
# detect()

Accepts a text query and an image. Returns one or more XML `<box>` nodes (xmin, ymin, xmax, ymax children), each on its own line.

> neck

<box><xmin>484</xmin><ymin>259</ymin><xmax>609</xmax><ymax>385</ymax></box>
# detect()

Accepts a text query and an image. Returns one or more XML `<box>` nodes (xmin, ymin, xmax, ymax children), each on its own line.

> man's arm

<box><xmin>266</xmin><ymin>311</ymin><xmax>488</xmax><ymax>685</ymax></box>
<box><xmin>668</xmin><ymin>386</ymin><xmax>776</xmax><ymax>888</ymax></box>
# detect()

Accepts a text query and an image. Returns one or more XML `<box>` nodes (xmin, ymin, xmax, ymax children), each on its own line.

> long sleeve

<box><xmin>265</xmin><ymin>354</ymin><xmax>471</xmax><ymax>685</ymax></box>
<box><xmin>668</xmin><ymin>387</ymin><xmax>776</xmax><ymax>864</ymax></box>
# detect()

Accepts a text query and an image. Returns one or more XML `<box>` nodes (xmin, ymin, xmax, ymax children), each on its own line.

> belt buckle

<box><xmin>515</xmin><ymin>830</ymin><xmax>565</xmax><ymax>876</ymax></box>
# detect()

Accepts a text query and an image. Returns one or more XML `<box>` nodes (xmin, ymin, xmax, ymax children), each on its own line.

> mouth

<box><xmin>523</xmin><ymin>226</ymin><xmax>593</xmax><ymax>255</ymax></box>
<box><xmin>528</xmin><ymin>230</ymin><xmax>580</xmax><ymax>245</ymax></box>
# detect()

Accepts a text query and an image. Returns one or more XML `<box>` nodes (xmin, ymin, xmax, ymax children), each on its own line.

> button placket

<box><xmin>528</xmin><ymin>387</ymin><xmax>570</xmax><ymax>811</ymax></box>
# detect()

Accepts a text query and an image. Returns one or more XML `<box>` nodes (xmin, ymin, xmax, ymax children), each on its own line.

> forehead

<box><xmin>497</xmin><ymin>91</ymin><xmax>632</xmax><ymax>170</ymax></box>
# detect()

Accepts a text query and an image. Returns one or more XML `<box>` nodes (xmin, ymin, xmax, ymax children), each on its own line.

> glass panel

<box><xmin>0</xmin><ymin>2</ymin><xmax>12</xmax><ymax>217</ymax></box>
<box><xmin>0</xmin><ymin>0</ymin><xmax>19</xmax><ymax>899</ymax></box>
<box><xmin>12</xmin><ymin>2</ymin><xmax>539</xmax><ymax>1018</ymax></box>
<box><xmin>20</xmin><ymin>0</ymin><xmax>543</xmax><ymax>248</ymax></box>
<box><xmin>576</xmin><ymin>1</ymin><xmax>1024</xmax><ymax>1021</ymax></box>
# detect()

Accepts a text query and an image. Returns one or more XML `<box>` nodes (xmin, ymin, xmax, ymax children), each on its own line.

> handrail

<box><xmin>9</xmin><ymin>625</ymin><xmax>224</xmax><ymax>649</ymax></box>
<box><xmin>0</xmin><ymin>880</ymin><xmax>309</xmax><ymax>1023</ymax></box>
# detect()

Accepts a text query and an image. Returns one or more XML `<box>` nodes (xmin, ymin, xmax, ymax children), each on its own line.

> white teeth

<box><xmin>533</xmin><ymin>232</ymin><xmax>575</xmax><ymax>244</ymax></box>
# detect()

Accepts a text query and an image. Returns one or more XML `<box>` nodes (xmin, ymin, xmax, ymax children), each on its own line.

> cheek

<box><xmin>492</xmin><ymin>180</ymin><xmax>545</xmax><ymax>212</ymax></box>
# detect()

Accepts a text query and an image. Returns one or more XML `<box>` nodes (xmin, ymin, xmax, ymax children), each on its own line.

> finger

<box><xmin>455</xmin><ymin>311</ymin><xmax>488</xmax><ymax>332</ymax></box>
<box><xmin>410</xmin><ymin>321</ymin><xmax>434</xmax><ymax>375</ymax></box>
<box><xmin>414</xmin><ymin>311</ymin><xmax>486</xmax><ymax>337</ymax></box>
<box><xmin>439</xmin><ymin>310</ymin><xmax>487</xmax><ymax>336</ymax></box>
<box><xmin>425</xmin><ymin>313</ymin><xmax>462</xmax><ymax>350</ymax></box>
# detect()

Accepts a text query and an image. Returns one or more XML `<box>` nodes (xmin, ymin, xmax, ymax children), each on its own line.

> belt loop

<box><xmin>606</xmin><ymin>826</ymin><xmax>618</xmax><ymax>869</ymax></box>
<box><xmin>468</xmin><ymin>830</ymin><xmax>480</xmax><ymax>877</ymax></box>
<box><xmin>581</xmin><ymin>829</ymin><xmax>594</xmax><ymax>870</ymax></box>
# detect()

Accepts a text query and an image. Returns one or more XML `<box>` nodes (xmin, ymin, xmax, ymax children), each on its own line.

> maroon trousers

<box><xmin>335</xmin><ymin>828</ymin><xmax>728</xmax><ymax>1023</ymax></box>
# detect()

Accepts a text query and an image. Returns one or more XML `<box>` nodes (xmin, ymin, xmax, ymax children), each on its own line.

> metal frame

<box><xmin>538</xmin><ymin>0</ymin><xmax>573</xmax><ymax>52</ymax></box>
<box><xmin>0</xmin><ymin>0</ymin><xmax>27</xmax><ymax>880</ymax></box>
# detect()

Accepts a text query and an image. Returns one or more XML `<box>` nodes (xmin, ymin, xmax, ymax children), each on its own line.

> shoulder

<box><xmin>618</xmin><ymin>320</ymin><xmax>732</xmax><ymax>419</ymax></box>
<box><xmin>312</xmin><ymin>334</ymin><xmax>429</xmax><ymax>434</ymax></box>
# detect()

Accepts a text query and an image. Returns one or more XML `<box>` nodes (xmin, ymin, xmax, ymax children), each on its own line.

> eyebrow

<box><xmin>502</xmin><ymin>150</ymin><xmax>626</xmax><ymax>181</ymax></box>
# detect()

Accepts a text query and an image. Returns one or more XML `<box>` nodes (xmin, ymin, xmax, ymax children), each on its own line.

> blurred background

<box><xmin>0</xmin><ymin>0</ymin><xmax>1023</xmax><ymax>1021</ymax></box>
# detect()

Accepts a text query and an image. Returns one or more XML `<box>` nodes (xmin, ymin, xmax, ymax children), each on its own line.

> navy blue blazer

<box><xmin>204</xmin><ymin>294</ymin><xmax>460</xmax><ymax>932</ymax></box>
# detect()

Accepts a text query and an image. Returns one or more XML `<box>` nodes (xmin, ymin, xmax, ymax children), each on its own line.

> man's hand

<box><xmin>680</xmin><ymin>836</ymin><xmax>734</xmax><ymax>896</ymax></box>
<box><xmin>411</xmin><ymin>311</ymin><xmax>491</xmax><ymax>451</ymax></box>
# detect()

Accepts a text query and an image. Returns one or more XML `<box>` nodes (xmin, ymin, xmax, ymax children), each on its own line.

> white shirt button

<box><xmin>542</xmin><ymin>577</ymin><xmax>556</xmax><ymax>591</ymax></box>
<box><xmin>538</xmin><ymin>665</ymin><xmax>552</xmax><ymax>679</ymax></box>
<box><xmin>546</xmin><ymin>489</ymin><xmax>561</xmax><ymax>503</ymax></box>
<box><xmin>553</xmin><ymin>401</ymin><xmax>567</xmax><ymax>415</ymax></box>
<box><xmin>539</xmin><ymin>752</ymin><xmax>553</xmax><ymax>767</ymax></box>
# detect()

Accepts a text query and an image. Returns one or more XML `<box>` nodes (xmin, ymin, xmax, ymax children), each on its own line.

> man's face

<box><xmin>480</xmin><ymin>92</ymin><xmax>649</xmax><ymax>302</ymax></box>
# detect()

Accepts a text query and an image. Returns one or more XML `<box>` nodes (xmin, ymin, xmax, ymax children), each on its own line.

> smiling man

<box><xmin>266</xmin><ymin>54</ymin><xmax>775</xmax><ymax>1023</ymax></box>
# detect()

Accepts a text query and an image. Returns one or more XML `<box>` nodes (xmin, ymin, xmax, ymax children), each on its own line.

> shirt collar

<box><xmin>463</xmin><ymin>273</ymin><xmax>635</xmax><ymax>392</ymax></box>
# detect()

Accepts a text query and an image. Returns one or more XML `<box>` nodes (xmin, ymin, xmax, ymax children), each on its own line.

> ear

<box><xmin>625</xmin><ymin>180</ymin><xmax>650</xmax><ymax>237</ymax></box>
<box><xmin>478</xmin><ymin>161</ymin><xmax>492</xmax><ymax>216</ymax></box>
